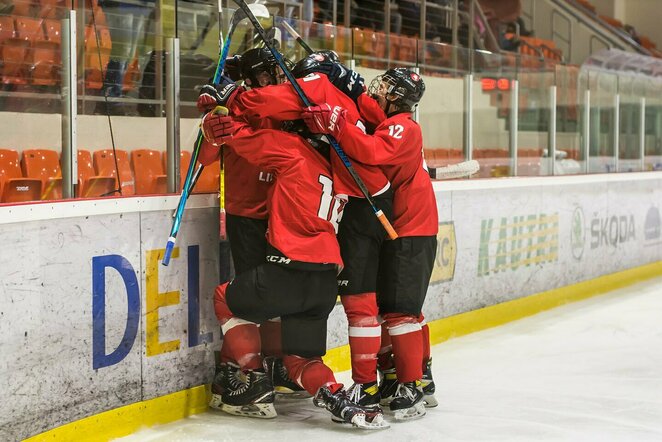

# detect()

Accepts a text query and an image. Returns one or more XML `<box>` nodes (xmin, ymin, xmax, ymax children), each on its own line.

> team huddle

<box><xmin>196</xmin><ymin>46</ymin><xmax>438</xmax><ymax>430</ymax></box>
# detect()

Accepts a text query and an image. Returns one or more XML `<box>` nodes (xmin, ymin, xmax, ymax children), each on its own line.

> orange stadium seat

<box><xmin>38</xmin><ymin>0</ymin><xmax>66</xmax><ymax>19</ymax></box>
<box><xmin>21</xmin><ymin>148</ymin><xmax>62</xmax><ymax>200</ymax></box>
<box><xmin>11</xmin><ymin>0</ymin><xmax>34</xmax><ymax>17</ymax></box>
<box><xmin>93</xmin><ymin>149</ymin><xmax>134</xmax><ymax>196</ymax></box>
<box><xmin>84</xmin><ymin>23</ymin><xmax>111</xmax><ymax>90</ymax></box>
<box><xmin>130</xmin><ymin>149</ymin><xmax>167</xmax><ymax>195</ymax></box>
<box><xmin>194</xmin><ymin>159</ymin><xmax>220</xmax><ymax>193</ymax></box>
<box><xmin>0</xmin><ymin>149</ymin><xmax>42</xmax><ymax>203</ymax></box>
<box><xmin>77</xmin><ymin>150</ymin><xmax>116</xmax><ymax>197</ymax></box>
<box><xmin>0</xmin><ymin>16</ymin><xmax>30</xmax><ymax>85</ymax></box>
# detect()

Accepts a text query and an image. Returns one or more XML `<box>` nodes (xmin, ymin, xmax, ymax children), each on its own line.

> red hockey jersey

<box><xmin>198</xmin><ymin>100</ymin><xmax>277</xmax><ymax>220</ymax></box>
<box><xmin>225</xmin><ymin>122</ymin><xmax>344</xmax><ymax>266</ymax></box>
<box><xmin>334</xmin><ymin>111</ymin><xmax>438</xmax><ymax>237</ymax></box>
<box><xmin>230</xmin><ymin>75</ymin><xmax>390</xmax><ymax>198</ymax></box>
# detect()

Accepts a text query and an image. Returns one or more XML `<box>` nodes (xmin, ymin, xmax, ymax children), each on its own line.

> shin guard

<box><xmin>214</xmin><ymin>282</ymin><xmax>262</xmax><ymax>370</ymax></box>
<box><xmin>341</xmin><ymin>293</ymin><xmax>381</xmax><ymax>384</ymax></box>
<box><xmin>383</xmin><ymin>313</ymin><xmax>423</xmax><ymax>383</ymax></box>
<box><xmin>283</xmin><ymin>355</ymin><xmax>336</xmax><ymax>396</ymax></box>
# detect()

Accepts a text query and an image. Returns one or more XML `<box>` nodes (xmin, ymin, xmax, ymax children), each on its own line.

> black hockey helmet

<box><xmin>240</xmin><ymin>47</ymin><xmax>279</xmax><ymax>88</ymax></box>
<box><xmin>291</xmin><ymin>50</ymin><xmax>342</xmax><ymax>79</ymax></box>
<box><xmin>368</xmin><ymin>67</ymin><xmax>425</xmax><ymax>113</ymax></box>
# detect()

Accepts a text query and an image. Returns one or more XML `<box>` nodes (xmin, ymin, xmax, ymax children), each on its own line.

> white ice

<box><xmin>119</xmin><ymin>276</ymin><xmax>662</xmax><ymax>441</ymax></box>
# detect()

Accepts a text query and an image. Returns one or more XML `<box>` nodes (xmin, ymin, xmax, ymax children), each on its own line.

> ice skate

<box><xmin>389</xmin><ymin>380</ymin><xmax>426</xmax><ymax>421</ymax></box>
<box><xmin>421</xmin><ymin>358</ymin><xmax>438</xmax><ymax>408</ymax></box>
<box><xmin>313</xmin><ymin>384</ymin><xmax>390</xmax><ymax>430</ymax></box>
<box><xmin>378</xmin><ymin>367</ymin><xmax>399</xmax><ymax>406</ymax></box>
<box><xmin>209</xmin><ymin>362</ymin><xmax>244</xmax><ymax>410</ymax></box>
<box><xmin>264</xmin><ymin>356</ymin><xmax>310</xmax><ymax>398</ymax></box>
<box><xmin>331</xmin><ymin>381</ymin><xmax>382</xmax><ymax>423</ymax></box>
<box><xmin>221</xmin><ymin>369</ymin><xmax>277</xmax><ymax>419</ymax></box>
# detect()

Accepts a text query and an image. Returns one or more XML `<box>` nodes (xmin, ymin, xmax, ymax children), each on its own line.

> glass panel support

<box><xmin>639</xmin><ymin>97</ymin><xmax>646</xmax><ymax>171</ymax></box>
<box><xmin>61</xmin><ymin>11</ymin><xmax>77</xmax><ymax>199</ymax></box>
<box><xmin>613</xmin><ymin>93</ymin><xmax>620</xmax><ymax>172</ymax></box>
<box><xmin>509</xmin><ymin>79</ymin><xmax>519</xmax><ymax>176</ymax></box>
<box><xmin>463</xmin><ymin>74</ymin><xmax>473</xmax><ymax>160</ymax></box>
<box><xmin>166</xmin><ymin>37</ymin><xmax>181</xmax><ymax>193</ymax></box>
<box><xmin>583</xmin><ymin>89</ymin><xmax>590</xmax><ymax>173</ymax></box>
<box><xmin>548</xmin><ymin>85</ymin><xmax>557</xmax><ymax>175</ymax></box>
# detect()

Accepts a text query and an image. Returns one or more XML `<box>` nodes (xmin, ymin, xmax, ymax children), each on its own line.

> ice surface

<box><xmin>118</xmin><ymin>277</ymin><xmax>662</xmax><ymax>441</ymax></box>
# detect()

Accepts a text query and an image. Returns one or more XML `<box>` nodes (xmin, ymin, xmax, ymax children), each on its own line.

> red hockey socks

<box><xmin>260</xmin><ymin>319</ymin><xmax>282</xmax><ymax>357</ymax></box>
<box><xmin>214</xmin><ymin>283</ymin><xmax>262</xmax><ymax>370</ymax></box>
<box><xmin>383</xmin><ymin>313</ymin><xmax>423</xmax><ymax>383</ymax></box>
<box><xmin>283</xmin><ymin>355</ymin><xmax>337</xmax><ymax>396</ymax></box>
<box><xmin>419</xmin><ymin>313</ymin><xmax>431</xmax><ymax>369</ymax></box>
<box><xmin>341</xmin><ymin>293</ymin><xmax>381</xmax><ymax>384</ymax></box>
<box><xmin>377</xmin><ymin>323</ymin><xmax>394</xmax><ymax>370</ymax></box>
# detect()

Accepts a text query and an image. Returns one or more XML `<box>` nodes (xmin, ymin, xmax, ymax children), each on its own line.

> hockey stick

<box><xmin>162</xmin><ymin>2</ymin><xmax>270</xmax><ymax>266</ymax></box>
<box><xmin>281</xmin><ymin>20</ymin><xmax>314</xmax><ymax>54</ymax></box>
<box><xmin>233</xmin><ymin>0</ymin><xmax>398</xmax><ymax>240</ymax></box>
<box><xmin>432</xmin><ymin>160</ymin><xmax>480</xmax><ymax>179</ymax></box>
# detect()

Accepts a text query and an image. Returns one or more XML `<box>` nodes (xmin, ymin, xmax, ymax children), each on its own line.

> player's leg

<box><xmin>418</xmin><ymin>313</ymin><xmax>438</xmax><ymax>407</ymax></box>
<box><xmin>211</xmin><ymin>263</ymin><xmax>295</xmax><ymax>418</ymax></box>
<box><xmin>337</xmin><ymin>194</ymin><xmax>392</xmax><ymax>407</ymax></box>
<box><xmin>377</xmin><ymin>236</ymin><xmax>437</xmax><ymax>421</ymax></box>
<box><xmin>279</xmin><ymin>268</ymin><xmax>388</xmax><ymax>429</ymax></box>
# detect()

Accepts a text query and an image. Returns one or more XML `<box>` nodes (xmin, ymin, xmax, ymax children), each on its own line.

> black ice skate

<box><xmin>331</xmin><ymin>382</ymin><xmax>382</xmax><ymax>423</ymax></box>
<box><xmin>313</xmin><ymin>384</ymin><xmax>390</xmax><ymax>430</ymax></box>
<box><xmin>378</xmin><ymin>367</ymin><xmax>399</xmax><ymax>406</ymax></box>
<box><xmin>389</xmin><ymin>380</ymin><xmax>426</xmax><ymax>421</ymax></box>
<box><xmin>264</xmin><ymin>356</ymin><xmax>310</xmax><ymax>398</ymax></box>
<box><xmin>209</xmin><ymin>362</ymin><xmax>244</xmax><ymax>410</ymax></box>
<box><xmin>221</xmin><ymin>369</ymin><xmax>277</xmax><ymax>419</ymax></box>
<box><xmin>421</xmin><ymin>358</ymin><xmax>438</xmax><ymax>408</ymax></box>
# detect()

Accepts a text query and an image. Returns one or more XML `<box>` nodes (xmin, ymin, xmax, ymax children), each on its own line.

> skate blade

<box><xmin>209</xmin><ymin>393</ymin><xmax>224</xmax><ymax>410</ymax></box>
<box><xmin>350</xmin><ymin>413</ymin><xmax>391</xmax><ymax>430</ymax></box>
<box><xmin>274</xmin><ymin>386</ymin><xmax>312</xmax><ymax>399</ymax></box>
<box><xmin>221</xmin><ymin>402</ymin><xmax>277</xmax><ymax>419</ymax></box>
<box><xmin>392</xmin><ymin>402</ymin><xmax>426</xmax><ymax>421</ymax></box>
<box><xmin>424</xmin><ymin>394</ymin><xmax>438</xmax><ymax>408</ymax></box>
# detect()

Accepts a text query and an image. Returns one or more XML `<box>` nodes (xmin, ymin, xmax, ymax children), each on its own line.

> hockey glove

<box><xmin>302</xmin><ymin>104</ymin><xmax>348</xmax><ymax>139</ymax></box>
<box><xmin>201</xmin><ymin>110</ymin><xmax>235</xmax><ymax>146</ymax></box>
<box><xmin>318</xmin><ymin>63</ymin><xmax>366</xmax><ymax>102</ymax></box>
<box><xmin>196</xmin><ymin>76</ymin><xmax>240</xmax><ymax>114</ymax></box>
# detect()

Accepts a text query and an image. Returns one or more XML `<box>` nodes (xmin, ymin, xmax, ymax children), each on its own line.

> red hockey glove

<box><xmin>302</xmin><ymin>104</ymin><xmax>348</xmax><ymax>139</ymax></box>
<box><xmin>201</xmin><ymin>109</ymin><xmax>235</xmax><ymax>146</ymax></box>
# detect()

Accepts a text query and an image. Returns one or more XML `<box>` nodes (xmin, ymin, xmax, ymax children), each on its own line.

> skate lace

<box><xmin>394</xmin><ymin>382</ymin><xmax>416</xmax><ymax>401</ymax></box>
<box><xmin>347</xmin><ymin>384</ymin><xmax>364</xmax><ymax>403</ymax></box>
<box><xmin>227</xmin><ymin>371</ymin><xmax>258</xmax><ymax>396</ymax></box>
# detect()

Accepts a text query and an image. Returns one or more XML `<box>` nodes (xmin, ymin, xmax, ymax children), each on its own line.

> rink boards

<box><xmin>1</xmin><ymin>173</ymin><xmax>661</xmax><ymax>440</ymax></box>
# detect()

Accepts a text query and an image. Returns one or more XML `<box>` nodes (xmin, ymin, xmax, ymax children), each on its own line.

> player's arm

<box><xmin>201</xmin><ymin>111</ymin><xmax>303</xmax><ymax>172</ymax></box>
<box><xmin>302</xmin><ymin>104</ymin><xmax>406</xmax><ymax>166</ymax></box>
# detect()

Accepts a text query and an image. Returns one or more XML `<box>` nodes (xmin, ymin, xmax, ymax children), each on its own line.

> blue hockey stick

<box><xmin>162</xmin><ymin>2</ymin><xmax>271</xmax><ymax>266</ymax></box>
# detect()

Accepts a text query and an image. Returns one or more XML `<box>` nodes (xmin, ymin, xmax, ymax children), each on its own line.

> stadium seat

<box><xmin>21</xmin><ymin>148</ymin><xmax>62</xmax><ymax>200</ymax></box>
<box><xmin>162</xmin><ymin>150</ymin><xmax>191</xmax><ymax>190</ymax></box>
<box><xmin>0</xmin><ymin>16</ymin><xmax>30</xmax><ymax>85</ymax></box>
<box><xmin>84</xmin><ymin>24</ymin><xmax>111</xmax><ymax>90</ymax></box>
<box><xmin>93</xmin><ymin>149</ymin><xmax>134</xmax><ymax>196</ymax></box>
<box><xmin>130</xmin><ymin>149</ymin><xmax>167</xmax><ymax>195</ymax></box>
<box><xmin>194</xmin><ymin>159</ymin><xmax>220</xmax><ymax>194</ymax></box>
<box><xmin>0</xmin><ymin>149</ymin><xmax>42</xmax><ymax>203</ymax></box>
<box><xmin>77</xmin><ymin>150</ymin><xmax>116</xmax><ymax>197</ymax></box>
<box><xmin>31</xmin><ymin>18</ymin><xmax>60</xmax><ymax>86</ymax></box>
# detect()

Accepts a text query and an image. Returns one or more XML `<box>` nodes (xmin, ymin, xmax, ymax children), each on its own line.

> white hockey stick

<box><xmin>432</xmin><ymin>160</ymin><xmax>480</xmax><ymax>179</ymax></box>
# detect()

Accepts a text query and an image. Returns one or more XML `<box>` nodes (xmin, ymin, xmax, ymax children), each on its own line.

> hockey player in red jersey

<box><xmin>215</xmin><ymin>51</ymin><xmax>396</xmax><ymax>411</ymax></box>
<box><xmin>196</xmin><ymin>48</ymin><xmax>306</xmax><ymax>408</ymax></box>
<box><xmin>199</xmin><ymin>110</ymin><xmax>388</xmax><ymax>429</ymax></box>
<box><xmin>302</xmin><ymin>67</ymin><xmax>438</xmax><ymax>420</ymax></box>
